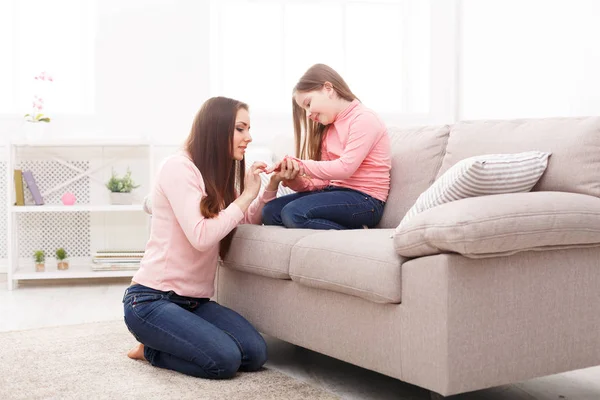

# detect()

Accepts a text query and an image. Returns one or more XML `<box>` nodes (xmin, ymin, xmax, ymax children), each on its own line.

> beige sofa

<box><xmin>217</xmin><ymin>117</ymin><xmax>600</xmax><ymax>397</ymax></box>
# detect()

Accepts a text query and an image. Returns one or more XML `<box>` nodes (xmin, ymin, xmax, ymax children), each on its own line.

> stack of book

<box><xmin>92</xmin><ymin>250</ymin><xmax>144</xmax><ymax>271</ymax></box>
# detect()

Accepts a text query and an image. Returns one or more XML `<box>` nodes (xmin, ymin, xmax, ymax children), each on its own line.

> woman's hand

<box><xmin>243</xmin><ymin>161</ymin><xmax>267</xmax><ymax>200</ymax></box>
<box><xmin>235</xmin><ymin>161</ymin><xmax>267</xmax><ymax>213</ymax></box>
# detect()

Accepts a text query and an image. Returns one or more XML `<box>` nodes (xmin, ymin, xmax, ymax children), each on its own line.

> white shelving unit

<box><xmin>5</xmin><ymin>138</ymin><xmax>155</xmax><ymax>290</ymax></box>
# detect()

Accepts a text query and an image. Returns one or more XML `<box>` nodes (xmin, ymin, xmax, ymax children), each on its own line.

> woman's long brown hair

<box><xmin>292</xmin><ymin>64</ymin><xmax>357</xmax><ymax>160</ymax></box>
<box><xmin>185</xmin><ymin>96</ymin><xmax>247</xmax><ymax>258</ymax></box>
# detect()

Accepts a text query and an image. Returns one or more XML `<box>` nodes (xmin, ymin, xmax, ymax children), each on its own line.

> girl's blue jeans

<box><xmin>123</xmin><ymin>284</ymin><xmax>267</xmax><ymax>379</ymax></box>
<box><xmin>262</xmin><ymin>186</ymin><xmax>386</xmax><ymax>229</ymax></box>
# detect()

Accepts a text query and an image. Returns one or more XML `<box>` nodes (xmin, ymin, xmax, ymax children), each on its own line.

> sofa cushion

<box><xmin>289</xmin><ymin>229</ymin><xmax>404</xmax><ymax>304</ymax></box>
<box><xmin>396</xmin><ymin>151</ymin><xmax>551</xmax><ymax>230</ymax></box>
<box><xmin>223</xmin><ymin>225</ymin><xmax>318</xmax><ymax>279</ymax></box>
<box><xmin>378</xmin><ymin>125</ymin><xmax>450</xmax><ymax>229</ymax></box>
<box><xmin>437</xmin><ymin>117</ymin><xmax>600</xmax><ymax>197</ymax></box>
<box><xmin>394</xmin><ymin>192</ymin><xmax>600</xmax><ymax>258</ymax></box>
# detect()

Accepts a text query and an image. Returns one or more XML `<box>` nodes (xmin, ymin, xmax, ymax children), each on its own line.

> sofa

<box><xmin>216</xmin><ymin>116</ymin><xmax>600</xmax><ymax>397</ymax></box>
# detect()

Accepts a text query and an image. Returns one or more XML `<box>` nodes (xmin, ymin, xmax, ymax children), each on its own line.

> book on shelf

<box><xmin>22</xmin><ymin>170</ymin><xmax>44</xmax><ymax>205</ymax></box>
<box><xmin>93</xmin><ymin>250</ymin><xmax>144</xmax><ymax>259</ymax></box>
<box><xmin>14</xmin><ymin>169</ymin><xmax>25</xmax><ymax>206</ymax></box>
<box><xmin>91</xmin><ymin>249</ymin><xmax>144</xmax><ymax>271</ymax></box>
<box><xmin>91</xmin><ymin>264</ymin><xmax>141</xmax><ymax>272</ymax></box>
<box><xmin>94</xmin><ymin>252</ymin><xmax>145</xmax><ymax>257</ymax></box>
<box><xmin>93</xmin><ymin>259</ymin><xmax>141</xmax><ymax>264</ymax></box>
<box><xmin>94</xmin><ymin>249</ymin><xmax>145</xmax><ymax>255</ymax></box>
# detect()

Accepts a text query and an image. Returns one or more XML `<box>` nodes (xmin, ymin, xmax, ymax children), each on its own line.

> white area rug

<box><xmin>0</xmin><ymin>320</ymin><xmax>338</xmax><ymax>400</ymax></box>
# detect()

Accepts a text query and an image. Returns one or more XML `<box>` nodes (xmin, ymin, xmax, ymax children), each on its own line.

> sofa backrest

<box><xmin>378</xmin><ymin>125</ymin><xmax>450</xmax><ymax>228</ymax></box>
<box><xmin>436</xmin><ymin>117</ymin><xmax>600</xmax><ymax>198</ymax></box>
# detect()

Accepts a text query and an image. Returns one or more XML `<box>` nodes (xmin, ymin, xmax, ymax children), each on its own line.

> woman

<box><xmin>123</xmin><ymin>97</ymin><xmax>276</xmax><ymax>379</ymax></box>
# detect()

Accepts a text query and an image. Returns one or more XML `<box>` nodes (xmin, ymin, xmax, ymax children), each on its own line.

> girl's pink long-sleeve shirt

<box><xmin>285</xmin><ymin>99</ymin><xmax>391</xmax><ymax>201</ymax></box>
<box><xmin>133</xmin><ymin>152</ymin><xmax>276</xmax><ymax>298</ymax></box>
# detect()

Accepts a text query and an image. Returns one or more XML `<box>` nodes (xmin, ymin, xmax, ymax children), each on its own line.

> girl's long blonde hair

<box><xmin>292</xmin><ymin>64</ymin><xmax>357</xmax><ymax>160</ymax></box>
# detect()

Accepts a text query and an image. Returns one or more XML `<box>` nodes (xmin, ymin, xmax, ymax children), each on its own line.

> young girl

<box><xmin>262</xmin><ymin>63</ymin><xmax>391</xmax><ymax>230</ymax></box>
<box><xmin>123</xmin><ymin>97</ymin><xmax>277</xmax><ymax>379</ymax></box>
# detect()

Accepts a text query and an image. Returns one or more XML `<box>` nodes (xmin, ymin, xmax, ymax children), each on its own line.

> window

<box><xmin>460</xmin><ymin>0</ymin><xmax>600</xmax><ymax>120</ymax></box>
<box><xmin>210</xmin><ymin>0</ymin><xmax>456</xmax><ymax>125</ymax></box>
<box><xmin>0</xmin><ymin>0</ymin><xmax>96</xmax><ymax>115</ymax></box>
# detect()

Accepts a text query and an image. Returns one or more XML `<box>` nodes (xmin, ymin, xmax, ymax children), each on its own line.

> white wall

<box><xmin>459</xmin><ymin>0</ymin><xmax>600</xmax><ymax>120</ymax></box>
<box><xmin>95</xmin><ymin>0</ymin><xmax>211</xmax><ymax>145</ymax></box>
<box><xmin>2</xmin><ymin>0</ymin><xmax>599</xmax><ymax>147</ymax></box>
<box><xmin>1</xmin><ymin>0</ymin><xmax>457</xmax><ymax>148</ymax></box>
<box><xmin>0</xmin><ymin>0</ymin><xmax>212</xmax><ymax>146</ymax></box>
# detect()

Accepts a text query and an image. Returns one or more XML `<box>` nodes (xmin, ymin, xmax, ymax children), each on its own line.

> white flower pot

<box><xmin>110</xmin><ymin>192</ymin><xmax>133</xmax><ymax>205</ymax></box>
<box><xmin>23</xmin><ymin>122</ymin><xmax>48</xmax><ymax>143</ymax></box>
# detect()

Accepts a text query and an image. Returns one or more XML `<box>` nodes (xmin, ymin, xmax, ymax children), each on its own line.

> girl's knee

<box><xmin>280</xmin><ymin>204</ymin><xmax>305</xmax><ymax>228</ymax></box>
<box><xmin>262</xmin><ymin>203</ymin><xmax>280</xmax><ymax>226</ymax></box>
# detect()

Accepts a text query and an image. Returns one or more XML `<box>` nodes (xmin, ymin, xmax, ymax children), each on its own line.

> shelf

<box><xmin>6</xmin><ymin>137</ymin><xmax>154</xmax><ymax>290</ymax></box>
<box><xmin>12</xmin><ymin>264</ymin><xmax>138</xmax><ymax>280</ymax></box>
<box><xmin>11</xmin><ymin>204</ymin><xmax>145</xmax><ymax>213</ymax></box>
<box><xmin>11</xmin><ymin>138</ymin><xmax>151</xmax><ymax>147</ymax></box>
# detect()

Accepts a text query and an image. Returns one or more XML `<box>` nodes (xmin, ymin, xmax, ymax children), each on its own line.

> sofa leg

<box><xmin>430</xmin><ymin>392</ymin><xmax>447</xmax><ymax>400</ymax></box>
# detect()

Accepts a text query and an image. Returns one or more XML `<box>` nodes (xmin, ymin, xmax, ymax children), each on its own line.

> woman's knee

<box><xmin>242</xmin><ymin>335</ymin><xmax>268</xmax><ymax>372</ymax></box>
<box><xmin>203</xmin><ymin>345</ymin><xmax>242</xmax><ymax>379</ymax></box>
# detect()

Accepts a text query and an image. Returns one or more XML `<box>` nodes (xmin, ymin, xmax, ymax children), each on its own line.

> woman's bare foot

<box><xmin>127</xmin><ymin>343</ymin><xmax>146</xmax><ymax>361</ymax></box>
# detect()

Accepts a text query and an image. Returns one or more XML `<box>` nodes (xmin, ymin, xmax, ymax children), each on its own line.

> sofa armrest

<box><xmin>394</xmin><ymin>191</ymin><xmax>600</xmax><ymax>258</ymax></box>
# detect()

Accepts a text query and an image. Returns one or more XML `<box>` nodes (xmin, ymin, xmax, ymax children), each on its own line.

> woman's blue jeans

<box><xmin>123</xmin><ymin>284</ymin><xmax>267</xmax><ymax>379</ymax></box>
<box><xmin>262</xmin><ymin>186</ymin><xmax>385</xmax><ymax>229</ymax></box>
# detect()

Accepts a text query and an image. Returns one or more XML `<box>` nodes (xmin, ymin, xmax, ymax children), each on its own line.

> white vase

<box><xmin>23</xmin><ymin>122</ymin><xmax>48</xmax><ymax>143</ymax></box>
<box><xmin>110</xmin><ymin>192</ymin><xmax>133</xmax><ymax>205</ymax></box>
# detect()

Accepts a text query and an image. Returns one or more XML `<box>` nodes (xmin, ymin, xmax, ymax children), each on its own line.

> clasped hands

<box><xmin>265</xmin><ymin>156</ymin><xmax>305</xmax><ymax>182</ymax></box>
<box><xmin>242</xmin><ymin>157</ymin><xmax>305</xmax><ymax>200</ymax></box>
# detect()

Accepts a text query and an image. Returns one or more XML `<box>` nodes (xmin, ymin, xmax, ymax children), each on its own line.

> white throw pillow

<box><xmin>396</xmin><ymin>151</ymin><xmax>551</xmax><ymax>232</ymax></box>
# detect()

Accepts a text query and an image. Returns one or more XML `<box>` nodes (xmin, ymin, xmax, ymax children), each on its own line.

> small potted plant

<box><xmin>56</xmin><ymin>247</ymin><xmax>69</xmax><ymax>270</ymax></box>
<box><xmin>33</xmin><ymin>250</ymin><xmax>45</xmax><ymax>272</ymax></box>
<box><xmin>106</xmin><ymin>168</ymin><xmax>140</xmax><ymax>205</ymax></box>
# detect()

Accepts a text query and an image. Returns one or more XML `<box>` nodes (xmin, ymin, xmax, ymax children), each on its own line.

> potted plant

<box><xmin>33</xmin><ymin>250</ymin><xmax>45</xmax><ymax>272</ymax></box>
<box><xmin>23</xmin><ymin>72</ymin><xmax>53</xmax><ymax>142</ymax></box>
<box><xmin>106</xmin><ymin>168</ymin><xmax>140</xmax><ymax>205</ymax></box>
<box><xmin>56</xmin><ymin>247</ymin><xmax>69</xmax><ymax>270</ymax></box>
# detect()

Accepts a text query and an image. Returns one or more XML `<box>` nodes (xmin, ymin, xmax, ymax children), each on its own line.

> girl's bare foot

<box><xmin>127</xmin><ymin>343</ymin><xmax>146</xmax><ymax>361</ymax></box>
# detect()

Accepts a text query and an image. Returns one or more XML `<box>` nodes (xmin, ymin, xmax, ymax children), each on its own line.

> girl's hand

<box><xmin>280</xmin><ymin>157</ymin><xmax>301</xmax><ymax>180</ymax></box>
<box><xmin>267</xmin><ymin>156</ymin><xmax>302</xmax><ymax>179</ymax></box>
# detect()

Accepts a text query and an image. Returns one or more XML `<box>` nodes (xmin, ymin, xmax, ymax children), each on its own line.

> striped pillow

<box><xmin>396</xmin><ymin>151</ymin><xmax>551</xmax><ymax>231</ymax></box>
